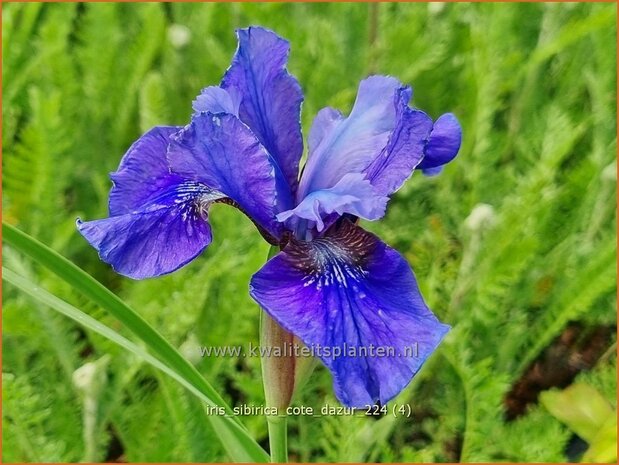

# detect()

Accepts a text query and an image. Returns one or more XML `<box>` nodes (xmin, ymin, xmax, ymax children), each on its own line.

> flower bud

<box><xmin>464</xmin><ymin>203</ymin><xmax>495</xmax><ymax>232</ymax></box>
<box><xmin>428</xmin><ymin>2</ymin><xmax>446</xmax><ymax>15</ymax></box>
<box><xmin>72</xmin><ymin>356</ymin><xmax>110</xmax><ymax>462</ymax></box>
<box><xmin>168</xmin><ymin>24</ymin><xmax>191</xmax><ymax>49</ymax></box>
<box><xmin>260</xmin><ymin>312</ymin><xmax>296</xmax><ymax>412</ymax></box>
<box><xmin>601</xmin><ymin>161</ymin><xmax>616</xmax><ymax>183</ymax></box>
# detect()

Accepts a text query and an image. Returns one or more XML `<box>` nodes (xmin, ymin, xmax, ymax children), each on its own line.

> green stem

<box><xmin>266</xmin><ymin>415</ymin><xmax>288</xmax><ymax>463</ymax></box>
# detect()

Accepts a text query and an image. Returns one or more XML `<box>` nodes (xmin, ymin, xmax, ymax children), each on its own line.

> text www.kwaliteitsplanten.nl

<box><xmin>197</xmin><ymin>342</ymin><xmax>419</xmax><ymax>361</ymax></box>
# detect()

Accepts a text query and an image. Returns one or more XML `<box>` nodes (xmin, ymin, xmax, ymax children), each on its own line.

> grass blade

<box><xmin>2</xmin><ymin>223</ymin><xmax>269</xmax><ymax>462</ymax></box>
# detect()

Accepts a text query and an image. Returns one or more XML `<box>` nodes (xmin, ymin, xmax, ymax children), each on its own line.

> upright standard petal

<box><xmin>168</xmin><ymin>112</ymin><xmax>286</xmax><ymax>240</ymax></box>
<box><xmin>221</xmin><ymin>26</ymin><xmax>304</xmax><ymax>193</ymax></box>
<box><xmin>79</xmin><ymin>127</ymin><xmax>219</xmax><ymax>279</ymax></box>
<box><xmin>297</xmin><ymin>76</ymin><xmax>409</xmax><ymax>198</ymax></box>
<box><xmin>417</xmin><ymin>113</ymin><xmax>462</xmax><ymax>174</ymax></box>
<box><xmin>250</xmin><ymin>220</ymin><xmax>450</xmax><ymax>407</ymax></box>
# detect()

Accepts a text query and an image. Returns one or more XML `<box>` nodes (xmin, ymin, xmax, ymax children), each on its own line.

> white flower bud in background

<box><xmin>465</xmin><ymin>203</ymin><xmax>495</xmax><ymax>232</ymax></box>
<box><xmin>180</xmin><ymin>333</ymin><xmax>202</xmax><ymax>366</ymax></box>
<box><xmin>601</xmin><ymin>161</ymin><xmax>616</xmax><ymax>183</ymax></box>
<box><xmin>72</xmin><ymin>356</ymin><xmax>110</xmax><ymax>462</ymax></box>
<box><xmin>72</xmin><ymin>361</ymin><xmax>99</xmax><ymax>392</ymax></box>
<box><xmin>428</xmin><ymin>2</ymin><xmax>446</xmax><ymax>15</ymax></box>
<box><xmin>168</xmin><ymin>24</ymin><xmax>191</xmax><ymax>49</ymax></box>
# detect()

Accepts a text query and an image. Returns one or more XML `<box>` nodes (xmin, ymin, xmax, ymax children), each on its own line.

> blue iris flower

<box><xmin>78</xmin><ymin>27</ymin><xmax>462</xmax><ymax>408</ymax></box>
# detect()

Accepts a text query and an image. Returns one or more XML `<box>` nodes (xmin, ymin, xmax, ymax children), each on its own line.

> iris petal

<box><xmin>250</xmin><ymin>220</ymin><xmax>450</xmax><ymax>407</ymax></box>
<box><xmin>296</xmin><ymin>76</ymin><xmax>437</xmax><ymax>233</ymax></box>
<box><xmin>298</xmin><ymin>76</ymin><xmax>407</xmax><ymax>198</ymax></box>
<box><xmin>193</xmin><ymin>86</ymin><xmax>242</xmax><ymax>116</ymax></box>
<box><xmin>364</xmin><ymin>104</ymin><xmax>433</xmax><ymax>196</ymax></box>
<box><xmin>222</xmin><ymin>26</ymin><xmax>304</xmax><ymax>193</ymax></box>
<box><xmin>78</xmin><ymin>126</ymin><xmax>217</xmax><ymax>279</ymax></box>
<box><xmin>307</xmin><ymin>106</ymin><xmax>344</xmax><ymax>155</ymax></box>
<box><xmin>168</xmin><ymin>112</ymin><xmax>287</xmax><ymax>240</ymax></box>
<box><xmin>78</xmin><ymin>181</ymin><xmax>219</xmax><ymax>279</ymax></box>
<box><xmin>417</xmin><ymin>113</ymin><xmax>462</xmax><ymax>174</ymax></box>
<box><xmin>277</xmin><ymin>173</ymin><xmax>388</xmax><ymax>233</ymax></box>
<box><xmin>108</xmin><ymin>126</ymin><xmax>183</xmax><ymax>216</ymax></box>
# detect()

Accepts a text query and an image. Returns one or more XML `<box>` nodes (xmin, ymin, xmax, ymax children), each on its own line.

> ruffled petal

<box><xmin>168</xmin><ymin>112</ymin><xmax>286</xmax><ymax>239</ymax></box>
<box><xmin>250</xmin><ymin>220</ymin><xmax>450</xmax><ymax>407</ymax></box>
<box><xmin>78</xmin><ymin>182</ymin><xmax>220</xmax><ymax>279</ymax></box>
<box><xmin>192</xmin><ymin>86</ymin><xmax>241</xmax><ymax>116</ymax></box>
<box><xmin>363</xmin><ymin>105</ymin><xmax>433</xmax><ymax>196</ymax></box>
<box><xmin>417</xmin><ymin>113</ymin><xmax>462</xmax><ymax>174</ymax></box>
<box><xmin>108</xmin><ymin>126</ymin><xmax>183</xmax><ymax>216</ymax></box>
<box><xmin>297</xmin><ymin>76</ymin><xmax>409</xmax><ymax>198</ymax></box>
<box><xmin>277</xmin><ymin>173</ymin><xmax>388</xmax><ymax>233</ymax></box>
<box><xmin>222</xmin><ymin>26</ymin><xmax>304</xmax><ymax>193</ymax></box>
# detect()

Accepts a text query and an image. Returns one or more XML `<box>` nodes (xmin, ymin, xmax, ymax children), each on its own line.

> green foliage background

<box><xmin>2</xmin><ymin>2</ymin><xmax>617</xmax><ymax>462</ymax></box>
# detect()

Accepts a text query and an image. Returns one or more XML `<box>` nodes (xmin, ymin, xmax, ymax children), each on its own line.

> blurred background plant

<box><xmin>2</xmin><ymin>2</ymin><xmax>616</xmax><ymax>462</ymax></box>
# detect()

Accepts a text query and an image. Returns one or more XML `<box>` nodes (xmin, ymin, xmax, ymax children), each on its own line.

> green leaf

<box><xmin>2</xmin><ymin>222</ymin><xmax>269</xmax><ymax>463</ymax></box>
<box><xmin>540</xmin><ymin>383</ymin><xmax>613</xmax><ymax>443</ymax></box>
<box><xmin>582</xmin><ymin>414</ymin><xmax>618</xmax><ymax>463</ymax></box>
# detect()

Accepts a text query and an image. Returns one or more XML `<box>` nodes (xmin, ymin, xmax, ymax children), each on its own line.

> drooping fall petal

<box><xmin>250</xmin><ymin>220</ymin><xmax>450</xmax><ymax>407</ymax></box>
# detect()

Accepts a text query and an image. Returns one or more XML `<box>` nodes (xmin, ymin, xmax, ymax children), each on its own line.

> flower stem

<box><xmin>266</xmin><ymin>414</ymin><xmax>288</xmax><ymax>463</ymax></box>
